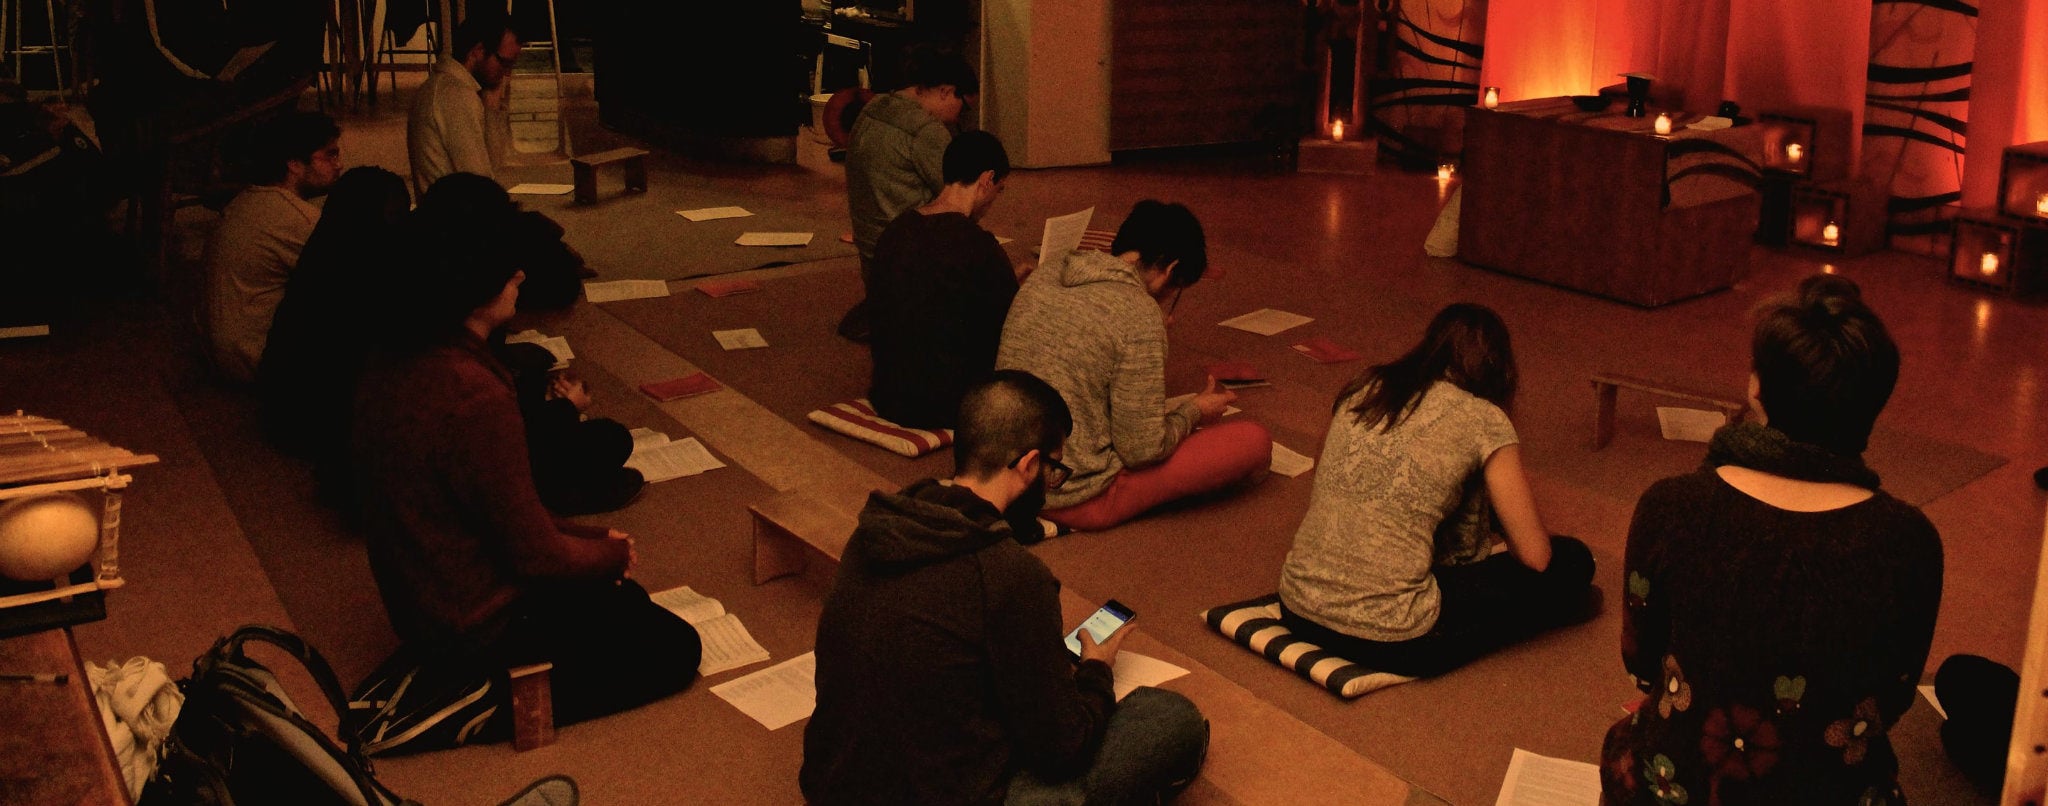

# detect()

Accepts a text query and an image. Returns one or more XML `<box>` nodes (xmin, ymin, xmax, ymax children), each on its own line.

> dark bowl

<box><xmin>1570</xmin><ymin>95</ymin><xmax>1612</xmax><ymax>112</ymax></box>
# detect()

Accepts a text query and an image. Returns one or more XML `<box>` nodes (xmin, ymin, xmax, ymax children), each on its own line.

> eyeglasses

<box><xmin>1012</xmin><ymin>451</ymin><xmax>1071</xmax><ymax>489</ymax></box>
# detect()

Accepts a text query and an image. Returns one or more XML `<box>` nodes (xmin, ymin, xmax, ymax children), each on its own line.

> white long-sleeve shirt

<box><xmin>407</xmin><ymin>58</ymin><xmax>493</xmax><ymax>196</ymax></box>
<box><xmin>202</xmin><ymin>185</ymin><xmax>320</xmax><ymax>383</ymax></box>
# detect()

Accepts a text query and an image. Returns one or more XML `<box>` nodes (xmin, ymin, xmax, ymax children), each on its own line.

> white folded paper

<box><xmin>735</xmin><ymin>232</ymin><xmax>814</xmax><ymax>247</ymax></box>
<box><xmin>678</xmin><ymin>206</ymin><xmax>754</xmax><ymax>221</ymax></box>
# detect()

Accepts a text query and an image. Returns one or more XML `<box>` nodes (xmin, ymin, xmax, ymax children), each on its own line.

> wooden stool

<box><xmin>508</xmin><ymin>662</ymin><xmax>555</xmax><ymax>751</ymax></box>
<box><xmin>1590</xmin><ymin>372</ymin><xmax>1746</xmax><ymax>449</ymax></box>
<box><xmin>749</xmin><ymin>490</ymin><xmax>860</xmax><ymax>584</ymax></box>
<box><xmin>570</xmin><ymin>147</ymin><xmax>650</xmax><ymax>204</ymax></box>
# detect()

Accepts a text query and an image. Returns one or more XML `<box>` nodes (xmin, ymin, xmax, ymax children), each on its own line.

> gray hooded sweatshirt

<box><xmin>996</xmin><ymin>249</ymin><xmax>1203</xmax><ymax>509</ymax></box>
<box><xmin>845</xmin><ymin>92</ymin><xmax>950</xmax><ymax>259</ymax></box>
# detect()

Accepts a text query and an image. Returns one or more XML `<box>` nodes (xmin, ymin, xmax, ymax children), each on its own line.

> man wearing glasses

<box><xmin>407</xmin><ymin>11</ymin><xmax>521</xmax><ymax>196</ymax></box>
<box><xmin>803</xmin><ymin>371</ymin><xmax>1208</xmax><ymax>804</ymax></box>
<box><xmin>996</xmin><ymin>201</ymin><xmax>1272</xmax><ymax>532</ymax></box>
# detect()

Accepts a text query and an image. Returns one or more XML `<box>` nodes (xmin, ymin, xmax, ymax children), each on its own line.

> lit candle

<box><xmin>2035</xmin><ymin>192</ymin><xmax>2048</xmax><ymax>217</ymax></box>
<box><xmin>1786</xmin><ymin>143</ymin><xmax>1805</xmax><ymax>163</ymax></box>
<box><xmin>1653</xmin><ymin>113</ymin><xmax>1673</xmax><ymax>135</ymax></box>
<box><xmin>1437</xmin><ymin>163</ymin><xmax>1455</xmax><ymax>181</ymax></box>
<box><xmin>1821</xmin><ymin>221</ymin><xmax>1840</xmax><ymax>246</ymax></box>
<box><xmin>1482</xmin><ymin>87</ymin><xmax>1500</xmax><ymax>109</ymax></box>
<box><xmin>1981</xmin><ymin>251</ymin><xmax>2001</xmax><ymax>276</ymax></box>
<box><xmin>1331</xmin><ymin>119</ymin><xmax>1344</xmax><ymax>141</ymax></box>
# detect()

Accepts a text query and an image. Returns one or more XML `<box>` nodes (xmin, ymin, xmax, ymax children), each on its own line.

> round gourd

<box><xmin>0</xmin><ymin>492</ymin><xmax>99</xmax><ymax>581</ymax></box>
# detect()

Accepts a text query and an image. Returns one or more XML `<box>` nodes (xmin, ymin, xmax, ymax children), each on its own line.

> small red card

<box><xmin>640</xmin><ymin>372</ymin><xmax>722</xmax><ymax>401</ymax></box>
<box><xmin>1291</xmin><ymin>336</ymin><xmax>1363</xmax><ymax>363</ymax></box>
<box><xmin>697</xmin><ymin>278</ymin><xmax>763</xmax><ymax>297</ymax></box>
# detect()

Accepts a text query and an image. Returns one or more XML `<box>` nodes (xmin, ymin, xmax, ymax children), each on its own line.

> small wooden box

<box><xmin>1998</xmin><ymin>142</ymin><xmax>2048</xmax><ymax>223</ymax></box>
<box><xmin>1758</xmin><ymin>107</ymin><xmax>1852</xmax><ymax>182</ymax></box>
<box><xmin>1789</xmin><ymin>179</ymin><xmax>1887</xmax><ymax>256</ymax></box>
<box><xmin>1950</xmin><ymin>209</ymin><xmax>2048</xmax><ymax>295</ymax></box>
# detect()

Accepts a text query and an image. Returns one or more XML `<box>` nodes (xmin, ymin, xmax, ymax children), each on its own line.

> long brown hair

<box><xmin>1336</xmin><ymin>303</ymin><xmax>1517</xmax><ymax>430</ymax></box>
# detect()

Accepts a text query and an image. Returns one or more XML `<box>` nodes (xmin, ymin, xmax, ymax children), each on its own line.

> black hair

<box><xmin>1109</xmin><ymin>200</ymin><xmax>1207</xmax><ymax>287</ymax></box>
<box><xmin>941</xmin><ymin>130</ymin><xmax>1010</xmax><ymax>186</ymax></box>
<box><xmin>953</xmin><ymin>370</ymin><xmax>1073</xmax><ymax>479</ymax></box>
<box><xmin>1336</xmin><ymin>302</ymin><xmax>1517</xmax><ymax>430</ymax></box>
<box><xmin>451</xmin><ymin>8</ymin><xmax>515</xmax><ymax>59</ymax></box>
<box><xmin>1750</xmin><ymin>273</ymin><xmax>1899</xmax><ymax>455</ymax></box>
<box><xmin>247</xmin><ymin>110</ymin><xmax>339</xmax><ymax>185</ymax></box>
<box><xmin>898</xmin><ymin>44</ymin><xmax>978</xmax><ymax>97</ymax></box>
<box><xmin>392</xmin><ymin>173</ymin><xmax>522</xmax><ymax>345</ymax></box>
<box><xmin>295</xmin><ymin>167</ymin><xmax>409</xmax><ymax>281</ymax></box>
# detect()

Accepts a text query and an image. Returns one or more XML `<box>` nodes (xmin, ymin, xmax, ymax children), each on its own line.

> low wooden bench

<box><xmin>570</xmin><ymin>147</ymin><xmax>649</xmax><ymax>204</ymax></box>
<box><xmin>750</xmin><ymin>489</ymin><xmax>861</xmax><ymax>584</ymax></box>
<box><xmin>1590</xmin><ymin>372</ymin><xmax>1746</xmax><ymax>449</ymax></box>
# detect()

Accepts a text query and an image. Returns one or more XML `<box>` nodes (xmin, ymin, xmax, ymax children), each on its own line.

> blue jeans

<box><xmin>1005</xmin><ymin>687</ymin><xmax>1210</xmax><ymax>806</ymax></box>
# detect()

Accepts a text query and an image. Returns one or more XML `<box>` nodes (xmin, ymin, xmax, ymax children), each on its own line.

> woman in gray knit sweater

<box><xmin>995</xmin><ymin>201</ymin><xmax>1272</xmax><ymax>531</ymax></box>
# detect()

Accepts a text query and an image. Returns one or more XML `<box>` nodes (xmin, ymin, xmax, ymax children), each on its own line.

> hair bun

<box><xmin>1796</xmin><ymin>273</ymin><xmax>1864</xmax><ymax>316</ymax></box>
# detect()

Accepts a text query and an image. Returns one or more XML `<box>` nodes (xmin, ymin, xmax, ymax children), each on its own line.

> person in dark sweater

<box><xmin>868</xmin><ymin>130</ymin><xmax>1023</xmax><ymax>429</ymax></box>
<box><xmin>802</xmin><ymin>371</ymin><xmax>1208</xmax><ymax>805</ymax></box>
<box><xmin>1600</xmin><ymin>275</ymin><xmax>1943</xmax><ymax>805</ymax></box>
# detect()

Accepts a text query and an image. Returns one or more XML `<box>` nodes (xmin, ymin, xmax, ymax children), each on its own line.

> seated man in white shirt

<box><xmin>407</xmin><ymin>10</ymin><xmax>518</xmax><ymax>195</ymax></box>
<box><xmin>202</xmin><ymin>110</ymin><xmax>341</xmax><ymax>383</ymax></box>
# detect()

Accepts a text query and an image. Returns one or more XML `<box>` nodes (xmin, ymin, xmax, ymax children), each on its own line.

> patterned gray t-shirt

<box><xmin>1278</xmin><ymin>381</ymin><xmax>1519</xmax><ymax>641</ymax></box>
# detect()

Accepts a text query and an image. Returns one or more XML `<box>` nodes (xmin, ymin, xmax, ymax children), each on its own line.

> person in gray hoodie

<box><xmin>996</xmin><ymin>201</ymin><xmax>1273</xmax><ymax>531</ymax></box>
<box><xmin>838</xmin><ymin>46</ymin><xmax>978</xmax><ymax>341</ymax></box>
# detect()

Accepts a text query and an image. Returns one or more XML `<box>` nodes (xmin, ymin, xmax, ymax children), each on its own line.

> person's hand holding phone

<box><xmin>1076</xmin><ymin>620</ymin><xmax>1128</xmax><ymax>667</ymax></box>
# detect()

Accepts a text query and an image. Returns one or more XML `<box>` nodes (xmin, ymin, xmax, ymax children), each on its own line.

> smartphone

<box><xmin>1064</xmin><ymin>599</ymin><xmax>1136</xmax><ymax>660</ymax></box>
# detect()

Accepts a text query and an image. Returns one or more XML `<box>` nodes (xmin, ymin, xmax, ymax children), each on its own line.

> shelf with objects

<box><xmin>1947</xmin><ymin>142</ymin><xmax>2048</xmax><ymax>297</ymax></box>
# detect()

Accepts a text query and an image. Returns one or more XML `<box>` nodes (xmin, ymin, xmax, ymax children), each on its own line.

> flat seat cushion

<box><xmin>807</xmin><ymin>399</ymin><xmax>954</xmax><ymax>458</ymax></box>
<box><xmin>1200</xmin><ymin>594</ymin><xmax>1417</xmax><ymax>698</ymax></box>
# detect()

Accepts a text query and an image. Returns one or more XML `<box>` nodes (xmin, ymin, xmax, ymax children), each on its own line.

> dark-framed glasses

<box><xmin>1012</xmin><ymin>451</ymin><xmax>1072</xmax><ymax>489</ymax></box>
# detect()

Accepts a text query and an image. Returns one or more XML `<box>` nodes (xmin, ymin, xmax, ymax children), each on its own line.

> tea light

<box><xmin>1980</xmin><ymin>251</ymin><xmax>2002</xmax><ymax>276</ymax></box>
<box><xmin>1331</xmin><ymin>119</ymin><xmax>1345</xmax><ymax>141</ymax></box>
<box><xmin>1786</xmin><ymin>143</ymin><xmax>1805</xmax><ymax>163</ymax></box>
<box><xmin>1437</xmin><ymin>162</ymin><xmax>1456</xmax><ymax>181</ymax></box>
<box><xmin>1482</xmin><ymin>87</ymin><xmax>1500</xmax><ymax>109</ymax></box>
<box><xmin>1653</xmin><ymin>113</ymin><xmax>1673</xmax><ymax>135</ymax></box>
<box><xmin>1821</xmin><ymin>221</ymin><xmax>1840</xmax><ymax>246</ymax></box>
<box><xmin>2035</xmin><ymin>192</ymin><xmax>2048</xmax><ymax>217</ymax></box>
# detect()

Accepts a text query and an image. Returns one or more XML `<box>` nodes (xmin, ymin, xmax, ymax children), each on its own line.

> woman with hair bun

<box><xmin>1599</xmin><ymin>274</ymin><xmax>1943</xmax><ymax>805</ymax></box>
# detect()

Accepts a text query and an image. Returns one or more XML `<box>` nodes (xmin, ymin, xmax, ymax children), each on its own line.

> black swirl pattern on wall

<box><xmin>1368</xmin><ymin>0</ymin><xmax>1486</xmax><ymax>168</ymax></box>
<box><xmin>1862</xmin><ymin>0</ymin><xmax>1977</xmax><ymax>256</ymax></box>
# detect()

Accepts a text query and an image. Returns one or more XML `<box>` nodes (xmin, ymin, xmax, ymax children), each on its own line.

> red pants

<box><xmin>1044</xmin><ymin>420</ymin><xmax>1273</xmax><ymax>532</ymax></box>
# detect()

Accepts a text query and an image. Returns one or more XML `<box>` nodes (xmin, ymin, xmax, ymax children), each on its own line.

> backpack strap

<box><xmin>206</xmin><ymin>625</ymin><xmax>409</xmax><ymax>806</ymax></box>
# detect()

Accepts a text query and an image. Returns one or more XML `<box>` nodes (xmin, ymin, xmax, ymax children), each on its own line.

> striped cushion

<box><xmin>1200</xmin><ymin>594</ymin><xmax>1417</xmax><ymax>698</ymax></box>
<box><xmin>807</xmin><ymin>399</ymin><xmax>954</xmax><ymax>458</ymax></box>
<box><xmin>1078</xmin><ymin>229</ymin><xmax>1116</xmax><ymax>253</ymax></box>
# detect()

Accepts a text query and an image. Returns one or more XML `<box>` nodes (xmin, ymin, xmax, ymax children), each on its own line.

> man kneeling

<box><xmin>802</xmin><ymin>371</ymin><xmax>1209</xmax><ymax>804</ymax></box>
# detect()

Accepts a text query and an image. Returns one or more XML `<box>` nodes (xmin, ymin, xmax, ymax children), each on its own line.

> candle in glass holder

<box><xmin>1981</xmin><ymin>251</ymin><xmax>2002</xmax><ymax>276</ymax></box>
<box><xmin>1821</xmin><ymin>221</ymin><xmax>1840</xmax><ymax>246</ymax></box>
<box><xmin>1482</xmin><ymin>87</ymin><xmax>1500</xmax><ymax>109</ymax></box>
<box><xmin>1786</xmin><ymin>143</ymin><xmax>1805</xmax><ymax>163</ymax></box>
<box><xmin>2035</xmin><ymin>192</ymin><xmax>2048</xmax><ymax>217</ymax></box>
<box><xmin>1331</xmin><ymin>119</ymin><xmax>1344</xmax><ymax>141</ymax></box>
<box><xmin>1437</xmin><ymin>162</ymin><xmax>1455</xmax><ymax>181</ymax></box>
<box><xmin>1653</xmin><ymin>113</ymin><xmax>1673</xmax><ymax>135</ymax></box>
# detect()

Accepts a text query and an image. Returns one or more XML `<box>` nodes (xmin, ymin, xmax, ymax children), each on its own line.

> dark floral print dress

<box><xmin>1600</xmin><ymin>469</ymin><xmax>1942</xmax><ymax>806</ymax></box>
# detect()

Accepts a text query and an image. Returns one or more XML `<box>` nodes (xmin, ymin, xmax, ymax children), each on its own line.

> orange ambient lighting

<box><xmin>1654</xmin><ymin>113</ymin><xmax>1673</xmax><ymax>135</ymax></box>
<box><xmin>1437</xmin><ymin>163</ymin><xmax>1455</xmax><ymax>181</ymax></box>
<box><xmin>2036</xmin><ymin>192</ymin><xmax>2048</xmax><ymax>218</ymax></box>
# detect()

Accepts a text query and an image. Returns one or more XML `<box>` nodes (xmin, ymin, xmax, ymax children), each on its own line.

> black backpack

<box><xmin>141</xmin><ymin>625</ymin><xmax>412</xmax><ymax>806</ymax></box>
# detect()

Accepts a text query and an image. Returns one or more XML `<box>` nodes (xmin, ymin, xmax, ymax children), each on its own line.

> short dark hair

<box><xmin>1750</xmin><ymin>273</ymin><xmax>1900</xmax><ymax>455</ymax></box>
<box><xmin>1109</xmin><ymin>200</ymin><xmax>1207</xmax><ymax>287</ymax></box>
<box><xmin>403</xmin><ymin>173</ymin><xmax>522</xmax><ymax>335</ymax></box>
<box><xmin>451</xmin><ymin>9</ymin><xmax>514</xmax><ymax>58</ymax></box>
<box><xmin>941</xmin><ymin>130</ymin><xmax>1010</xmax><ymax>185</ymax></box>
<box><xmin>898</xmin><ymin>44</ymin><xmax>978</xmax><ymax>97</ymax></box>
<box><xmin>953</xmin><ymin>371</ymin><xmax>1073</xmax><ymax>479</ymax></box>
<box><xmin>248</xmin><ymin>110</ymin><xmax>339</xmax><ymax>185</ymax></box>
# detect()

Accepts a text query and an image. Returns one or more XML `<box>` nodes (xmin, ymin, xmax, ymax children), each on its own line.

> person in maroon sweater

<box><xmin>352</xmin><ymin>177</ymin><xmax>699</xmax><ymax>745</ymax></box>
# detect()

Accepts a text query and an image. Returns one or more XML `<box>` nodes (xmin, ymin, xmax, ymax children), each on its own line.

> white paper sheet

<box><xmin>584</xmin><ymin>279</ymin><xmax>671</xmax><ymax>303</ymax></box>
<box><xmin>994</xmin><ymin>235</ymin><xmax>1015</xmax><ymax>245</ymax></box>
<box><xmin>507</xmin><ymin>183</ymin><xmax>576</xmax><ymax>195</ymax></box>
<box><xmin>1655</xmin><ymin>406</ymin><xmax>1727</xmax><ymax>442</ymax></box>
<box><xmin>628</xmin><ymin>427</ymin><xmax>671</xmax><ymax>453</ymax></box>
<box><xmin>1919</xmin><ymin>684</ymin><xmax>1947</xmax><ymax>719</ymax></box>
<box><xmin>1217</xmin><ymin>308</ymin><xmax>1314</xmax><ymax>336</ymax></box>
<box><xmin>650</xmin><ymin>585</ymin><xmax>726</xmax><ymax>625</ymax></box>
<box><xmin>711</xmin><ymin>652</ymin><xmax>817</xmax><ymax>730</ymax></box>
<box><xmin>735</xmin><ymin>232</ymin><xmax>814</xmax><ymax>247</ymax></box>
<box><xmin>1495</xmin><ymin>748</ymin><xmax>1601</xmax><ymax>806</ymax></box>
<box><xmin>1037</xmin><ymin>208</ymin><xmax>1095</xmax><ymax>273</ymax></box>
<box><xmin>627</xmin><ymin>436</ymin><xmax>726</xmax><ymax>483</ymax></box>
<box><xmin>1270</xmin><ymin>442</ymin><xmax>1316</xmax><ymax>478</ymax></box>
<box><xmin>713</xmin><ymin>328</ymin><xmax>770</xmax><ymax>350</ymax></box>
<box><xmin>1110</xmin><ymin>651</ymin><xmax>1189</xmax><ymax>701</ymax></box>
<box><xmin>503</xmin><ymin>330</ymin><xmax>573</xmax><ymax>370</ymax></box>
<box><xmin>694</xmin><ymin>613</ymin><xmax>773</xmax><ymax>676</ymax></box>
<box><xmin>678</xmin><ymin>206</ymin><xmax>754</xmax><ymax>221</ymax></box>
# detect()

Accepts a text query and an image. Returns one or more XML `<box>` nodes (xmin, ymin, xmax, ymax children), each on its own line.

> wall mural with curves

<box><xmin>1368</xmin><ymin>0</ymin><xmax>1486</xmax><ymax>168</ymax></box>
<box><xmin>1861</xmin><ymin>0</ymin><xmax>1978</xmax><ymax>256</ymax></box>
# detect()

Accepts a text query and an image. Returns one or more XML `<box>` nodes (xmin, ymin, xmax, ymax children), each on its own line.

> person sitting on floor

<box><xmin>492</xmin><ymin>338</ymin><xmax>644</xmax><ymax>515</ymax></box>
<box><xmin>202</xmin><ymin>109</ymin><xmax>341</xmax><ymax>383</ymax></box>
<box><xmin>349</xmin><ymin>185</ymin><xmax>699</xmax><ymax>751</ymax></box>
<box><xmin>868</xmin><ymin>130</ymin><xmax>1021</xmax><ymax>430</ymax></box>
<box><xmin>407</xmin><ymin>9</ymin><xmax>516</xmax><ymax>195</ymax></box>
<box><xmin>1599</xmin><ymin>274</ymin><xmax>1942</xmax><ymax>805</ymax></box>
<box><xmin>838</xmin><ymin>44</ymin><xmax>977</xmax><ymax>341</ymax></box>
<box><xmin>995</xmin><ymin>200</ymin><xmax>1271</xmax><ymax>531</ymax></box>
<box><xmin>258</xmin><ymin>165</ymin><xmax>410</xmax><ymax>503</ymax></box>
<box><xmin>802</xmin><ymin>370</ymin><xmax>1209</xmax><ymax>804</ymax></box>
<box><xmin>1277</xmin><ymin>303</ymin><xmax>1595</xmax><ymax>678</ymax></box>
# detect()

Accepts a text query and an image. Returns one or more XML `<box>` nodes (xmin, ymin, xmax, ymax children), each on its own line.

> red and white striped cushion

<box><xmin>807</xmin><ymin>399</ymin><xmax>954</xmax><ymax>458</ymax></box>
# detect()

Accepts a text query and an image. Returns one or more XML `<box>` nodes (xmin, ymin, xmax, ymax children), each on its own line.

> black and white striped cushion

<box><xmin>1199</xmin><ymin>594</ymin><xmax>1417</xmax><ymax>698</ymax></box>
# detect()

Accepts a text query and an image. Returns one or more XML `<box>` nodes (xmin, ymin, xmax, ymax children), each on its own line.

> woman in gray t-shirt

<box><xmin>1277</xmin><ymin>303</ymin><xmax>1595</xmax><ymax>677</ymax></box>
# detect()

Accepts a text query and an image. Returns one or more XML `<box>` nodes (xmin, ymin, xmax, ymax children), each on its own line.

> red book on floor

<box><xmin>640</xmin><ymin>372</ymin><xmax>722</xmax><ymax>401</ymax></box>
<box><xmin>697</xmin><ymin>278</ymin><xmax>763</xmax><ymax>297</ymax></box>
<box><xmin>1291</xmin><ymin>336</ymin><xmax>1363</xmax><ymax>363</ymax></box>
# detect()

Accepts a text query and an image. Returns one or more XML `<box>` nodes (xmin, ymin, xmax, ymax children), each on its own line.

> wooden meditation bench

<box><xmin>570</xmin><ymin>147</ymin><xmax>650</xmax><ymax>204</ymax></box>
<box><xmin>1590</xmin><ymin>372</ymin><xmax>1746</xmax><ymax>449</ymax></box>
